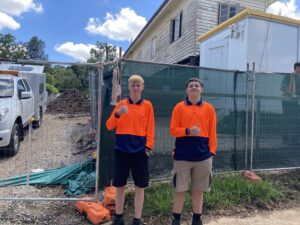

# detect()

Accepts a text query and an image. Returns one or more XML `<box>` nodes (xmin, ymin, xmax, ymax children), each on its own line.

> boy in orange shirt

<box><xmin>106</xmin><ymin>75</ymin><xmax>154</xmax><ymax>225</ymax></box>
<box><xmin>170</xmin><ymin>78</ymin><xmax>217</xmax><ymax>225</ymax></box>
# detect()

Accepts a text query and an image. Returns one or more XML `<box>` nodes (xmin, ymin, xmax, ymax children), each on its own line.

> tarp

<box><xmin>0</xmin><ymin>159</ymin><xmax>95</xmax><ymax>190</ymax></box>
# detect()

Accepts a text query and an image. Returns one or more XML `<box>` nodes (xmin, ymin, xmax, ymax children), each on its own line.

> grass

<box><xmin>127</xmin><ymin>174</ymin><xmax>283</xmax><ymax>217</ymax></box>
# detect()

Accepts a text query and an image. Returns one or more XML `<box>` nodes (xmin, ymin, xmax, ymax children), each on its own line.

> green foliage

<box><xmin>26</xmin><ymin>36</ymin><xmax>48</xmax><ymax>60</ymax></box>
<box><xmin>87</xmin><ymin>42</ymin><xmax>117</xmax><ymax>63</ymax></box>
<box><xmin>127</xmin><ymin>174</ymin><xmax>283</xmax><ymax>217</ymax></box>
<box><xmin>204</xmin><ymin>174</ymin><xmax>282</xmax><ymax>209</ymax></box>
<box><xmin>0</xmin><ymin>33</ymin><xmax>27</xmax><ymax>59</ymax></box>
<box><xmin>45</xmin><ymin>65</ymin><xmax>90</xmax><ymax>92</ymax></box>
<box><xmin>46</xmin><ymin>83</ymin><xmax>59</xmax><ymax>94</ymax></box>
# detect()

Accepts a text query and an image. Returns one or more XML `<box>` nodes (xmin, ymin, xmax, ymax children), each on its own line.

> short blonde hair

<box><xmin>128</xmin><ymin>75</ymin><xmax>144</xmax><ymax>84</ymax></box>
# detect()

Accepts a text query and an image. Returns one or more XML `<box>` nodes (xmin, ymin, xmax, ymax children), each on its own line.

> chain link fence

<box><xmin>99</xmin><ymin>59</ymin><xmax>300</xmax><ymax>186</ymax></box>
<box><xmin>0</xmin><ymin>58</ymin><xmax>299</xmax><ymax>200</ymax></box>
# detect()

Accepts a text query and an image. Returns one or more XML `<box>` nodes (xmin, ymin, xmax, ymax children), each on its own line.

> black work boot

<box><xmin>192</xmin><ymin>218</ymin><xmax>203</xmax><ymax>225</ymax></box>
<box><xmin>112</xmin><ymin>216</ymin><xmax>125</xmax><ymax>225</ymax></box>
<box><xmin>132</xmin><ymin>218</ymin><xmax>141</xmax><ymax>225</ymax></box>
<box><xmin>171</xmin><ymin>219</ymin><xmax>180</xmax><ymax>225</ymax></box>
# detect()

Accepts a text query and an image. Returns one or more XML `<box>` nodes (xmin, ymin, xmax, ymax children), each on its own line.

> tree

<box><xmin>0</xmin><ymin>33</ymin><xmax>27</xmax><ymax>59</ymax></box>
<box><xmin>87</xmin><ymin>42</ymin><xmax>117</xmax><ymax>63</ymax></box>
<box><xmin>26</xmin><ymin>36</ymin><xmax>48</xmax><ymax>61</ymax></box>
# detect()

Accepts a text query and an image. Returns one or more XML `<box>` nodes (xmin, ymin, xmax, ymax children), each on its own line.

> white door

<box><xmin>17</xmin><ymin>79</ymin><xmax>33</xmax><ymax>124</ymax></box>
<box><xmin>22</xmin><ymin>79</ymin><xmax>34</xmax><ymax>119</ymax></box>
<box><xmin>205</xmin><ymin>38</ymin><xmax>229</xmax><ymax>70</ymax></box>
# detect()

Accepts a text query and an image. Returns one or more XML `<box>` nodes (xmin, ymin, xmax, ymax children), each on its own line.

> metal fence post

<box><xmin>245</xmin><ymin>63</ymin><xmax>249</xmax><ymax>170</ymax></box>
<box><xmin>95</xmin><ymin>63</ymin><xmax>104</xmax><ymax>200</ymax></box>
<box><xmin>250</xmin><ymin>63</ymin><xmax>256</xmax><ymax>171</ymax></box>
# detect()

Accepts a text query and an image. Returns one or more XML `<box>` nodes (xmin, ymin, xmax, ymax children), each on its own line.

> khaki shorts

<box><xmin>172</xmin><ymin>157</ymin><xmax>212</xmax><ymax>192</ymax></box>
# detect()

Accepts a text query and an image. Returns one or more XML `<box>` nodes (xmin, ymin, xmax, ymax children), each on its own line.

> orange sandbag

<box><xmin>76</xmin><ymin>199</ymin><xmax>111</xmax><ymax>224</ymax></box>
<box><xmin>104</xmin><ymin>186</ymin><xmax>116</xmax><ymax>215</ymax></box>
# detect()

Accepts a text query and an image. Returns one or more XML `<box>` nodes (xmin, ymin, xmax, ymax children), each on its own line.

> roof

<box><xmin>124</xmin><ymin>0</ymin><xmax>278</xmax><ymax>57</ymax></box>
<box><xmin>123</xmin><ymin>0</ymin><xmax>169</xmax><ymax>57</ymax></box>
<box><xmin>197</xmin><ymin>8</ymin><xmax>300</xmax><ymax>42</ymax></box>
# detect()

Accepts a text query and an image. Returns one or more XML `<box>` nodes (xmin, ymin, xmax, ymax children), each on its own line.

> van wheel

<box><xmin>33</xmin><ymin>109</ymin><xmax>43</xmax><ymax>128</ymax></box>
<box><xmin>6</xmin><ymin>123</ymin><xmax>20</xmax><ymax>156</ymax></box>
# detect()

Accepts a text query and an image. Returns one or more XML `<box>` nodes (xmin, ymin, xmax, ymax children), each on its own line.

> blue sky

<box><xmin>0</xmin><ymin>0</ymin><xmax>299</xmax><ymax>62</ymax></box>
<box><xmin>0</xmin><ymin>0</ymin><xmax>163</xmax><ymax>62</ymax></box>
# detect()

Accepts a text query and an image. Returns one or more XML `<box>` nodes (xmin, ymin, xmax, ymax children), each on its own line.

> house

<box><xmin>197</xmin><ymin>9</ymin><xmax>300</xmax><ymax>73</ymax></box>
<box><xmin>123</xmin><ymin>0</ymin><xmax>277</xmax><ymax>65</ymax></box>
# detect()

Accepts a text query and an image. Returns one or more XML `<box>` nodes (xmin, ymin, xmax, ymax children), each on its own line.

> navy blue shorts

<box><xmin>113</xmin><ymin>150</ymin><xmax>149</xmax><ymax>188</ymax></box>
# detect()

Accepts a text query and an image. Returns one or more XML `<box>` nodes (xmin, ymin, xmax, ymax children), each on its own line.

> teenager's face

<box><xmin>295</xmin><ymin>66</ymin><xmax>300</xmax><ymax>74</ymax></box>
<box><xmin>128</xmin><ymin>82</ymin><xmax>144</xmax><ymax>95</ymax></box>
<box><xmin>186</xmin><ymin>81</ymin><xmax>203</xmax><ymax>97</ymax></box>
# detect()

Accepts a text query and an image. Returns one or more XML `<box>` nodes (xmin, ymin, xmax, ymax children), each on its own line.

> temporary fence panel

<box><xmin>0</xmin><ymin>60</ymin><xmax>101</xmax><ymax>200</ymax></box>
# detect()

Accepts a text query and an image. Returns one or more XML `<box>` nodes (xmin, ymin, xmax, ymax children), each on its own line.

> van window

<box><xmin>22</xmin><ymin>79</ymin><xmax>31</xmax><ymax>92</ymax></box>
<box><xmin>17</xmin><ymin>80</ymin><xmax>26</xmax><ymax>92</ymax></box>
<box><xmin>0</xmin><ymin>79</ymin><xmax>14</xmax><ymax>97</ymax></box>
<box><xmin>39</xmin><ymin>83</ymin><xmax>44</xmax><ymax>94</ymax></box>
<box><xmin>17</xmin><ymin>80</ymin><xmax>26</xmax><ymax>99</ymax></box>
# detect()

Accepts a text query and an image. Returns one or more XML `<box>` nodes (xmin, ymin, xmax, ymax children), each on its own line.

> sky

<box><xmin>0</xmin><ymin>0</ymin><xmax>300</xmax><ymax>62</ymax></box>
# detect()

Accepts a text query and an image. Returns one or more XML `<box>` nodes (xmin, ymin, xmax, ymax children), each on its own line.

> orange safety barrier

<box><xmin>76</xmin><ymin>199</ymin><xmax>111</xmax><ymax>224</ymax></box>
<box><xmin>104</xmin><ymin>186</ymin><xmax>116</xmax><ymax>215</ymax></box>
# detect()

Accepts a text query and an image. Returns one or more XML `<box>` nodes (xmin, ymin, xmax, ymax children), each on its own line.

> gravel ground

<box><xmin>0</xmin><ymin>114</ymin><xmax>91</xmax><ymax>180</ymax></box>
<box><xmin>0</xmin><ymin>114</ymin><xmax>299</xmax><ymax>225</ymax></box>
<box><xmin>0</xmin><ymin>113</ymin><xmax>96</xmax><ymax>225</ymax></box>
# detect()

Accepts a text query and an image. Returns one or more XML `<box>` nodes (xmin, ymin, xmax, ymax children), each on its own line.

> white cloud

<box><xmin>267</xmin><ymin>0</ymin><xmax>300</xmax><ymax>20</ymax></box>
<box><xmin>85</xmin><ymin>7</ymin><xmax>147</xmax><ymax>41</ymax></box>
<box><xmin>0</xmin><ymin>12</ymin><xmax>20</xmax><ymax>30</ymax></box>
<box><xmin>55</xmin><ymin>42</ymin><xmax>96</xmax><ymax>62</ymax></box>
<box><xmin>0</xmin><ymin>0</ymin><xmax>43</xmax><ymax>16</ymax></box>
<box><xmin>0</xmin><ymin>0</ymin><xmax>43</xmax><ymax>31</ymax></box>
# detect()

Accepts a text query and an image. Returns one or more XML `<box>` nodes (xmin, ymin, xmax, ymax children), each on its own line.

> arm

<box><xmin>209</xmin><ymin>106</ymin><xmax>217</xmax><ymax>156</ymax></box>
<box><xmin>106</xmin><ymin>103</ymin><xmax>121</xmax><ymax>131</ymax></box>
<box><xmin>145</xmin><ymin>103</ymin><xmax>155</xmax><ymax>150</ymax></box>
<box><xmin>170</xmin><ymin>104</ymin><xmax>189</xmax><ymax>137</ymax></box>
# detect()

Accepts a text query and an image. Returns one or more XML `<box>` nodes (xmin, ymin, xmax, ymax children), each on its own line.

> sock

<box><xmin>173</xmin><ymin>212</ymin><xmax>181</xmax><ymax>221</ymax></box>
<box><xmin>134</xmin><ymin>218</ymin><xmax>141</xmax><ymax>222</ymax></box>
<box><xmin>192</xmin><ymin>213</ymin><xmax>202</xmax><ymax>221</ymax></box>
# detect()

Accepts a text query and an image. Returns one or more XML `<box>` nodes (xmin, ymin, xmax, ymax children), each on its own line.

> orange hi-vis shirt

<box><xmin>170</xmin><ymin>98</ymin><xmax>217</xmax><ymax>161</ymax></box>
<box><xmin>106</xmin><ymin>98</ymin><xmax>155</xmax><ymax>153</ymax></box>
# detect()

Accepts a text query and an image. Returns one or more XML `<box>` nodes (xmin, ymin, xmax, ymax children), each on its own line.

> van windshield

<box><xmin>0</xmin><ymin>79</ymin><xmax>14</xmax><ymax>98</ymax></box>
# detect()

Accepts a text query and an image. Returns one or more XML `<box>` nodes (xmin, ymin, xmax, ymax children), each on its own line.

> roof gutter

<box><xmin>197</xmin><ymin>8</ymin><xmax>300</xmax><ymax>43</ymax></box>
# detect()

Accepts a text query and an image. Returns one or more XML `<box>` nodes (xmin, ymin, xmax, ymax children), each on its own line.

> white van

<box><xmin>0</xmin><ymin>64</ymin><xmax>47</xmax><ymax>156</ymax></box>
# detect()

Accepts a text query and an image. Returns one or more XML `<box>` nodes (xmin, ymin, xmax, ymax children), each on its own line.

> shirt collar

<box><xmin>128</xmin><ymin>97</ymin><xmax>144</xmax><ymax>105</ymax></box>
<box><xmin>185</xmin><ymin>97</ymin><xmax>203</xmax><ymax>106</ymax></box>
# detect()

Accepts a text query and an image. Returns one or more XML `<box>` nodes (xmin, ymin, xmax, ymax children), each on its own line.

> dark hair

<box><xmin>294</xmin><ymin>62</ymin><xmax>300</xmax><ymax>70</ymax></box>
<box><xmin>185</xmin><ymin>78</ymin><xmax>204</xmax><ymax>88</ymax></box>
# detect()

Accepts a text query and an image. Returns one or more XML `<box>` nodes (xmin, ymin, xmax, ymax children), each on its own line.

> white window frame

<box><xmin>170</xmin><ymin>11</ymin><xmax>183</xmax><ymax>43</ymax></box>
<box><xmin>218</xmin><ymin>3</ymin><xmax>244</xmax><ymax>24</ymax></box>
<box><xmin>151</xmin><ymin>36</ymin><xmax>157</xmax><ymax>58</ymax></box>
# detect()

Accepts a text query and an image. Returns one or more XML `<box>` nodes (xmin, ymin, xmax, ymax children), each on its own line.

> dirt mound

<box><xmin>47</xmin><ymin>90</ymin><xmax>90</xmax><ymax>114</ymax></box>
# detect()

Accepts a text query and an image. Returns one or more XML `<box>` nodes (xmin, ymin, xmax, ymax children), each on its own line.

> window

<box><xmin>17</xmin><ymin>80</ymin><xmax>26</xmax><ymax>92</ymax></box>
<box><xmin>22</xmin><ymin>79</ymin><xmax>31</xmax><ymax>92</ymax></box>
<box><xmin>218</xmin><ymin>3</ymin><xmax>245</xmax><ymax>24</ymax></box>
<box><xmin>39</xmin><ymin>83</ymin><xmax>44</xmax><ymax>94</ymax></box>
<box><xmin>0</xmin><ymin>79</ymin><xmax>14</xmax><ymax>97</ymax></box>
<box><xmin>151</xmin><ymin>37</ymin><xmax>157</xmax><ymax>58</ymax></box>
<box><xmin>136</xmin><ymin>50</ymin><xmax>142</xmax><ymax>60</ymax></box>
<box><xmin>17</xmin><ymin>80</ymin><xmax>26</xmax><ymax>99</ymax></box>
<box><xmin>170</xmin><ymin>11</ymin><xmax>183</xmax><ymax>43</ymax></box>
